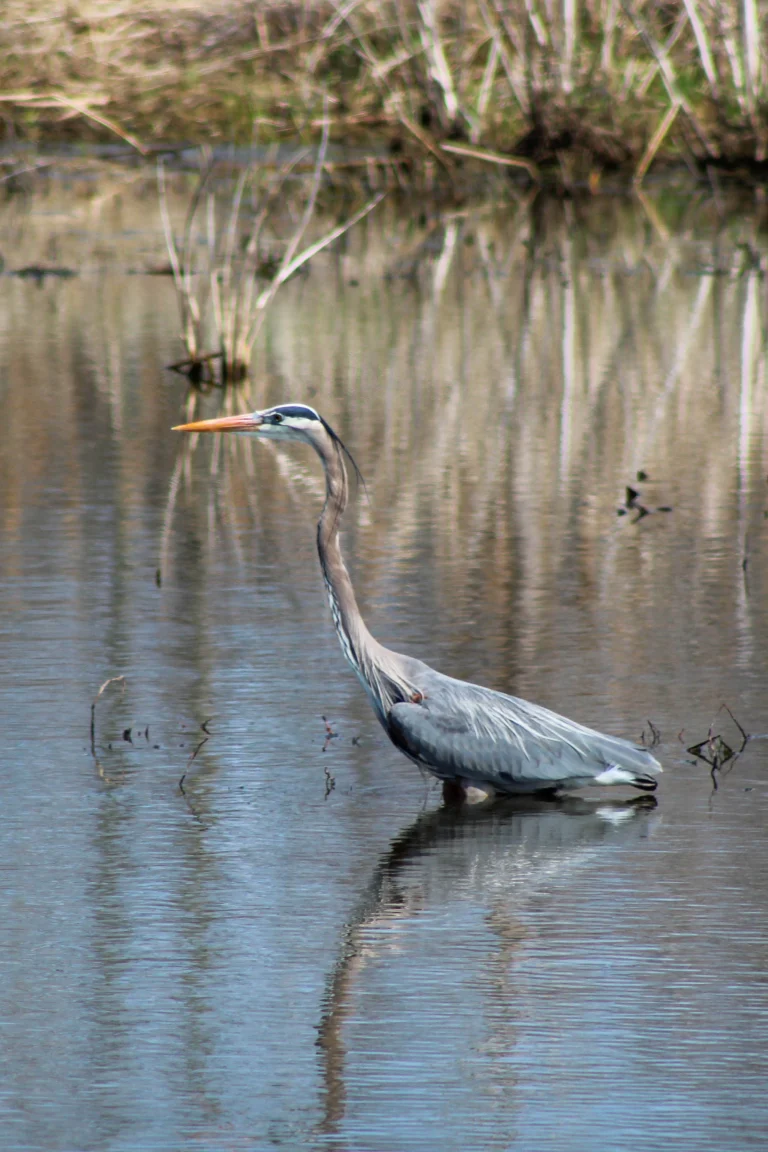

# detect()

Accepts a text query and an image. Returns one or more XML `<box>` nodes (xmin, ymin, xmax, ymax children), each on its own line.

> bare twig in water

<box><xmin>617</xmin><ymin>477</ymin><xmax>673</xmax><ymax>522</ymax></box>
<box><xmin>321</xmin><ymin>715</ymin><xmax>339</xmax><ymax>795</ymax></box>
<box><xmin>640</xmin><ymin>719</ymin><xmax>661</xmax><ymax>748</ymax></box>
<box><xmin>617</xmin><ymin>483</ymin><xmax>649</xmax><ymax>521</ymax></box>
<box><xmin>721</xmin><ymin>703</ymin><xmax>749</xmax><ymax>748</ymax></box>
<box><xmin>90</xmin><ymin>675</ymin><xmax>126</xmax><ymax>755</ymax></box>
<box><xmin>322</xmin><ymin>714</ymin><xmax>339</xmax><ymax>752</ymax></box>
<box><xmin>686</xmin><ymin>703</ymin><xmax>750</xmax><ymax>789</ymax></box>
<box><xmin>176</xmin><ymin>732</ymin><xmax>207</xmax><ymax>797</ymax></box>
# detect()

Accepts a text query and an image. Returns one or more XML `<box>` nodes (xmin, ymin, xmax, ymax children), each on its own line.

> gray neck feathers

<box><xmin>313</xmin><ymin>429</ymin><xmax>417</xmax><ymax>718</ymax></box>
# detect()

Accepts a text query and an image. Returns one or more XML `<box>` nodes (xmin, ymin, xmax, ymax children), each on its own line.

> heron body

<box><xmin>174</xmin><ymin>403</ymin><xmax>662</xmax><ymax>798</ymax></box>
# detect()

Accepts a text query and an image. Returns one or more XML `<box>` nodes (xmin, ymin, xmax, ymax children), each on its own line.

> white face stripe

<box><xmin>251</xmin><ymin>404</ymin><xmax>324</xmax><ymax>440</ymax></box>
<box><xmin>263</xmin><ymin>403</ymin><xmax>322</xmax><ymax>423</ymax></box>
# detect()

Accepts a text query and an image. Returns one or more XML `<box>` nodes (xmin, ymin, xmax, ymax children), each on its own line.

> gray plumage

<box><xmin>174</xmin><ymin>402</ymin><xmax>663</xmax><ymax>797</ymax></box>
<box><xmin>387</xmin><ymin>663</ymin><xmax>660</xmax><ymax>792</ymax></box>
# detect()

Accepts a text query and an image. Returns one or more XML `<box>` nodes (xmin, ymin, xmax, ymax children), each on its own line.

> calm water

<box><xmin>1</xmin><ymin>173</ymin><xmax>768</xmax><ymax>1151</ymax></box>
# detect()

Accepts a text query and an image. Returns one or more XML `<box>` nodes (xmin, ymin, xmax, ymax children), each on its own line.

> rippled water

<box><xmin>1</xmin><ymin>174</ymin><xmax>767</xmax><ymax>1151</ymax></box>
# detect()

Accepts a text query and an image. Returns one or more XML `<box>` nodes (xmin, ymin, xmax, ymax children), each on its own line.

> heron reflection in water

<box><xmin>174</xmin><ymin>404</ymin><xmax>662</xmax><ymax>800</ymax></box>
<box><xmin>315</xmin><ymin>794</ymin><xmax>658</xmax><ymax>1134</ymax></box>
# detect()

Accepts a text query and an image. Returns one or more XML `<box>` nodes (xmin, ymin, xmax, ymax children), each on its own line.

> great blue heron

<box><xmin>174</xmin><ymin>403</ymin><xmax>663</xmax><ymax>799</ymax></box>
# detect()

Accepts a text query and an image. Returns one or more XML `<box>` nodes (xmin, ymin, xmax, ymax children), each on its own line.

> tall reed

<box><xmin>159</xmin><ymin>129</ymin><xmax>384</xmax><ymax>385</ymax></box>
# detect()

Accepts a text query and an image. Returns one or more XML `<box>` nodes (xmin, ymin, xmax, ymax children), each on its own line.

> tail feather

<box><xmin>631</xmin><ymin>773</ymin><xmax>659</xmax><ymax>792</ymax></box>
<box><xmin>593</xmin><ymin>763</ymin><xmax>662</xmax><ymax>790</ymax></box>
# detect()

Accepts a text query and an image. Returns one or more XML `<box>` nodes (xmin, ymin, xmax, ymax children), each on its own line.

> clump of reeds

<box><xmin>1</xmin><ymin>2</ymin><xmax>766</xmax><ymax>186</ymax></box>
<box><xmin>158</xmin><ymin>124</ymin><xmax>383</xmax><ymax>385</ymax></box>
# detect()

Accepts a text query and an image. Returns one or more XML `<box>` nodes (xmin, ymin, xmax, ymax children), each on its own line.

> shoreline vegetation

<box><xmin>2</xmin><ymin>1</ymin><xmax>768</xmax><ymax>192</ymax></box>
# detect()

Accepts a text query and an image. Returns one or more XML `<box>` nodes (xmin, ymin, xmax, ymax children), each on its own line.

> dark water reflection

<box><xmin>317</xmin><ymin>797</ymin><xmax>659</xmax><ymax>1146</ymax></box>
<box><xmin>1</xmin><ymin>177</ymin><xmax>767</xmax><ymax>1150</ymax></box>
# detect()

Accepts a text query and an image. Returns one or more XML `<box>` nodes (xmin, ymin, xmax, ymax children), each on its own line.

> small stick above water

<box><xmin>90</xmin><ymin>675</ymin><xmax>126</xmax><ymax>755</ymax></box>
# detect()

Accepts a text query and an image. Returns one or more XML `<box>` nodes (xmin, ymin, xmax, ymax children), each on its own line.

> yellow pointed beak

<box><xmin>172</xmin><ymin>413</ymin><xmax>263</xmax><ymax>433</ymax></box>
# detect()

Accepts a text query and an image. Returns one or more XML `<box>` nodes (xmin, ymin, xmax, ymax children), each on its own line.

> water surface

<box><xmin>1</xmin><ymin>175</ymin><xmax>767</xmax><ymax>1150</ymax></box>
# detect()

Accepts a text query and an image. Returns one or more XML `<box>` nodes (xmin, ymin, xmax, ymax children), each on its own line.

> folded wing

<box><xmin>387</xmin><ymin>669</ymin><xmax>662</xmax><ymax>792</ymax></box>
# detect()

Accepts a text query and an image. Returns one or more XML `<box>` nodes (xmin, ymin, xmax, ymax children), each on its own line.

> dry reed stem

<box><xmin>160</xmin><ymin>120</ymin><xmax>386</xmax><ymax>382</ymax></box>
<box><xmin>417</xmin><ymin>0</ymin><xmax>461</xmax><ymax>125</ymax></box>
<box><xmin>681</xmin><ymin>0</ymin><xmax>718</xmax><ymax>98</ymax></box>
<box><xmin>440</xmin><ymin>140</ymin><xmax>539</xmax><ymax>180</ymax></box>
<box><xmin>634</xmin><ymin>102</ymin><xmax>681</xmax><ymax>187</ymax></box>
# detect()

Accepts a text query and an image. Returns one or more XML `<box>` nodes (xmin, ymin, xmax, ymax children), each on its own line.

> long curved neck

<box><xmin>316</xmin><ymin>435</ymin><xmax>374</xmax><ymax>666</ymax></box>
<box><xmin>313</xmin><ymin>430</ymin><xmax>415</xmax><ymax>717</ymax></box>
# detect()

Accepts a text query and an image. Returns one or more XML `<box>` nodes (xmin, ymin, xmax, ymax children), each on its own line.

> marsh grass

<box><xmin>2</xmin><ymin>2</ymin><xmax>767</xmax><ymax>188</ymax></box>
<box><xmin>158</xmin><ymin>125</ymin><xmax>384</xmax><ymax>385</ymax></box>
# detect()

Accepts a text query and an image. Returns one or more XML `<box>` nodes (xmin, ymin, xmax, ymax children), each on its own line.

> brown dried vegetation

<box><xmin>1</xmin><ymin>2</ymin><xmax>767</xmax><ymax>186</ymax></box>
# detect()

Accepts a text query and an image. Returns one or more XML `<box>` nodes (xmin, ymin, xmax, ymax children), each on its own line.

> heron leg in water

<box><xmin>442</xmin><ymin>779</ymin><xmax>497</xmax><ymax>805</ymax></box>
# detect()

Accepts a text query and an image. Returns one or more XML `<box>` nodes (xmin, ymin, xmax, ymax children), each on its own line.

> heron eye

<box><xmin>272</xmin><ymin>412</ymin><xmax>284</xmax><ymax>423</ymax></box>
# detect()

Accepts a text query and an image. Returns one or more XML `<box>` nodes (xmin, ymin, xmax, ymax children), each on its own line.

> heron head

<box><xmin>173</xmin><ymin>403</ymin><xmax>324</xmax><ymax>443</ymax></box>
<box><xmin>174</xmin><ymin>401</ymin><xmax>364</xmax><ymax>488</ymax></box>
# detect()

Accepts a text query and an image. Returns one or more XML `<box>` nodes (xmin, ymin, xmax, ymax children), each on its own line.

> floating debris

<box><xmin>617</xmin><ymin>478</ymin><xmax>671</xmax><ymax>521</ymax></box>
<box><xmin>11</xmin><ymin>265</ymin><xmax>77</xmax><ymax>280</ymax></box>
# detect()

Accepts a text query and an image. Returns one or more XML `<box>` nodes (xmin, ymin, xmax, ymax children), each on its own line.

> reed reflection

<box><xmin>160</xmin><ymin>196</ymin><xmax>768</xmax><ymax>742</ymax></box>
<box><xmin>316</xmin><ymin>795</ymin><xmax>657</xmax><ymax>1140</ymax></box>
